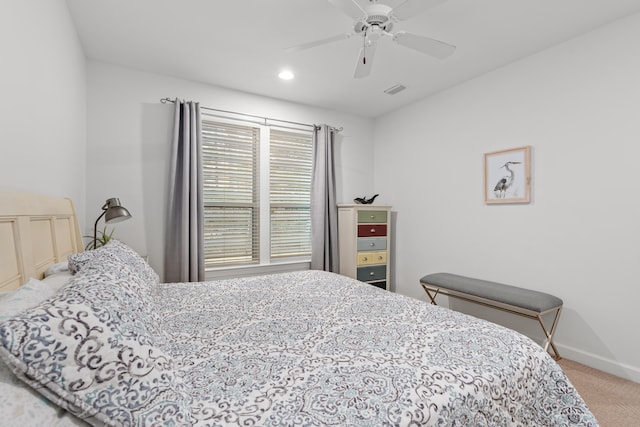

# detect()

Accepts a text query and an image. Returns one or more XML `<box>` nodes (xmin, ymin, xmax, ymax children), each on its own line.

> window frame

<box><xmin>200</xmin><ymin>114</ymin><xmax>313</xmax><ymax>279</ymax></box>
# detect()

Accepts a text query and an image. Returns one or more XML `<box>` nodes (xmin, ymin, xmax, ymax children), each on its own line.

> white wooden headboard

<box><xmin>0</xmin><ymin>189</ymin><xmax>83</xmax><ymax>290</ymax></box>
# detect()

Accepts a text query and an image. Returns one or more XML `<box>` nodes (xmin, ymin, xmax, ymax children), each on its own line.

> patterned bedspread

<box><xmin>159</xmin><ymin>271</ymin><xmax>597</xmax><ymax>426</ymax></box>
<box><xmin>0</xmin><ymin>244</ymin><xmax>598</xmax><ymax>426</ymax></box>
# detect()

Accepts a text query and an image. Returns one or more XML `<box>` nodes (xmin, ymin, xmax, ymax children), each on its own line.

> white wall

<box><xmin>374</xmin><ymin>13</ymin><xmax>640</xmax><ymax>382</ymax></box>
<box><xmin>86</xmin><ymin>62</ymin><xmax>375</xmax><ymax>280</ymax></box>
<box><xmin>0</xmin><ymin>0</ymin><xmax>86</xmax><ymax>219</ymax></box>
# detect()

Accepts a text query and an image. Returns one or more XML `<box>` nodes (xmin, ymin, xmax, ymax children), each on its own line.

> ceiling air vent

<box><xmin>384</xmin><ymin>84</ymin><xmax>406</xmax><ymax>95</ymax></box>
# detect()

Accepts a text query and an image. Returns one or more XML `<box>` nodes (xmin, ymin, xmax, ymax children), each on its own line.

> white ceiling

<box><xmin>65</xmin><ymin>0</ymin><xmax>640</xmax><ymax>118</ymax></box>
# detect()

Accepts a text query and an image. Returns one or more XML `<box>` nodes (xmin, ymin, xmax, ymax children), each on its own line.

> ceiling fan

<box><xmin>285</xmin><ymin>0</ymin><xmax>456</xmax><ymax>78</ymax></box>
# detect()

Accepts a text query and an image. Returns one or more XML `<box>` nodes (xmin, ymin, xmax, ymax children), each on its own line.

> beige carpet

<box><xmin>558</xmin><ymin>359</ymin><xmax>640</xmax><ymax>427</ymax></box>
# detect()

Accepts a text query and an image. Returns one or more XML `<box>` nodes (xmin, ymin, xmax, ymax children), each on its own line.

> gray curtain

<box><xmin>165</xmin><ymin>100</ymin><xmax>204</xmax><ymax>282</ymax></box>
<box><xmin>311</xmin><ymin>124</ymin><xmax>339</xmax><ymax>272</ymax></box>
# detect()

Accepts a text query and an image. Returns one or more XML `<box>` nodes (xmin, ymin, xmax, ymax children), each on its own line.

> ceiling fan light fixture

<box><xmin>278</xmin><ymin>70</ymin><xmax>295</xmax><ymax>80</ymax></box>
<box><xmin>285</xmin><ymin>0</ymin><xmax>455</xmax><ymax>79</ymax></box>
<box><xmin>368</xmin><ymin>25</ymin><xmax>384</xmax><ymax>40</ymax></box>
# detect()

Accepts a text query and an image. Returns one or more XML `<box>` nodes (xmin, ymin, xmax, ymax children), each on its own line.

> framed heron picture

<box><xmin>484</xmin><ymin>146</ymin><xmax>531</xmax><ymax>204</ymax></box>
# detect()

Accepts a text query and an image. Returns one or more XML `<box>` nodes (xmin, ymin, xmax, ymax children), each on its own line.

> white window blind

<box><xmin>201</xmin><ymin>118</ymin><xmax>313</xmax><ymax>269</ymax></box>
<box><xmin>202</xmin><ymin>120</ymin><xmax>259</xmax><ymax>267</ymax></box>
<box><xmin>270</xmin><ymin>129</ymin><xmax>312</xmax><ymax>259</ymax></box>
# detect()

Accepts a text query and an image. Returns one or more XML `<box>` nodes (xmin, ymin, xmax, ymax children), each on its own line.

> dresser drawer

<box><xmin>369</xmin><ymin>280</ymin><xmax>386</xmax><ymax>290</ymax></box>
<box><xmin>357</xmin><ymin>210</ymin><xmax>388</xmax><ymax>224</ymax></box>
<box><xmin>357</xmin><ymin>251</ymin><xmax>387</xmax><ymax>266</ymax></box>
<box><xmin>357</xmin><ymin>237</ymin><xmax>387</xmax><ymax>251</ymax></box>
<box><xmin>357</xmin><ymin>224</ymin><xmax>387</xmax><ymax>237</ymax></box>
<box><xmin>357</xmin><ymin>265</ymin><xmax>387</xmax><ymax>282</ymax></box>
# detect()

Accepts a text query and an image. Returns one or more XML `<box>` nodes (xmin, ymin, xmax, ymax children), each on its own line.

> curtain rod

<box><xmin>160</xmin><ymin>97</ymin><xmax>342</xmax><ymax>133</ymax></box>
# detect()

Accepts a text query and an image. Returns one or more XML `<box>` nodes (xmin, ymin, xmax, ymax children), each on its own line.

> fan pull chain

<box><xmin>363</xmin><ymin>30</ymin><xmax>367</xmax><ymax>64</ymax></box>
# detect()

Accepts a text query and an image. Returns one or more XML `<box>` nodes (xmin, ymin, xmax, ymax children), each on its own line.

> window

<box><xmin>201</xmin><ymin>120</ymin><xmax>259</xmax><ymax>268</ymax></box>
<box><xmin>201</xmin><ymin>117</ymin><xmax>312</xmax><ymax>269</ymax></box>
<box><xmin>270</xmin><ymin>129</ymin><xmax>313</xmax><ymax>259</ymax></box>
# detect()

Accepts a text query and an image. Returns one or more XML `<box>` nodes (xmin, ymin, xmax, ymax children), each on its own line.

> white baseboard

<box><xmin>557</xmin><ymin>343</ymin><xmax>640</xmax><ymax>384</ymax></box>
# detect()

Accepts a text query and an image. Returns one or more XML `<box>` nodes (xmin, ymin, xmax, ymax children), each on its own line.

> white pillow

<box><xmin>41</xmin><ymin>271</ymin><xmax>73</xmax><ymax>289</ymax></box>
<box><xmin>0</xmin><ymin>276</ymin><xmax>70</xmax><ymax>322</ymax></box>
<box><xmin>0</xmin><ymin>278</ymin><xmax>53</xmax><ymax>322</ymax></box>
<box><xmin>44</xmin><ymin>261</ymin><xmax>69</xmax><ymax>277</ymax></box>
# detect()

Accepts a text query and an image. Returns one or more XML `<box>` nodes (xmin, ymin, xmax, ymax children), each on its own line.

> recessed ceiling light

<box><xmin>278</xmin><ymin>70</ymin><xmax>294</xmax><ymax>80</ymax></box>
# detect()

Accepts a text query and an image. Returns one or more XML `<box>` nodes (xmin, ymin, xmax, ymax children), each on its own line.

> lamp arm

<box><xmin>93</xmin><ymin>210</ymin><xmax>107</xmax><ymax>250</ymax></box>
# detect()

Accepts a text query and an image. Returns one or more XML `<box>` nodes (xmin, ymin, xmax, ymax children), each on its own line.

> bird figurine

<box><xmin>354</xmin><ymin>194</ymin><xmax>379</xmax><ymax>204</ymax></box>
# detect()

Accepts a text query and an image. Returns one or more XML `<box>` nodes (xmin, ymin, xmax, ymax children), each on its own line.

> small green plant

<box><xmin>84</xmin><ymin>226</ymin><xmax>115</xmax><ymax>250</ymax></box>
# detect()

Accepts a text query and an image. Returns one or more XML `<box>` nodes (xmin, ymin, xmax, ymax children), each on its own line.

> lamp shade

<box><xmin>104</xmin><ymin>198</ymin><xmax>132</xmax><ymax>223</ymax></box>
<box><xmin>92</xmin><ymin>197</ymin><xmax>132</xmax><ymax>249</ymax></box>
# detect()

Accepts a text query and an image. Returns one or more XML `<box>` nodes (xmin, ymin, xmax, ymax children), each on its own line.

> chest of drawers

<box><xmin>338</xmin><ymin>204</ymin><xmax>391</xmax><ymax>290</ymax></box>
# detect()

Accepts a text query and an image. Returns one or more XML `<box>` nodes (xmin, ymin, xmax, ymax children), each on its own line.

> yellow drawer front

<box><xmin>357</xmin><ymin>251</ymin><xmax>387</xmax><ymax>266</ymax></box>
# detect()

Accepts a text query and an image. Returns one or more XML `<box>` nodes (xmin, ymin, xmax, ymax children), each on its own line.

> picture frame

<box><xmin>484</xmin><ymin>146</ymin><xmax>531</xmax><ymax>204</ymax></box>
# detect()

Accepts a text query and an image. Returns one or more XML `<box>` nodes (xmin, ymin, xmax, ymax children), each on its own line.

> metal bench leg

<box><xmin>537</xmin><ymin>307</ymin><xmax>562</xmax><ymax>360</ymax></box>
<box><xmin>420</xmin><ymin>284</ymin><xmax>439</xmax><ymax>305</ymax></box>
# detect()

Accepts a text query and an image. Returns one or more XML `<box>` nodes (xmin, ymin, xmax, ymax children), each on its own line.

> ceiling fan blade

<box><xmin>285</xmin><ymin>33</ymin><xmax>353</xmax><ymax>53</ymax></box>
<box><xmin>392</xmin><ymin>0</ymin><xmax>447</xmax><ymax>20</ymax></box>
<box><xmin>393</xmin><ymin>31</ymin><xmax>455</xmax><ymax>59</ymax></box>
<box><xmin>353</xmin><ymin>43</ymin><xmax>377</xmax><ymax>79</ymax></box>
<box><xmin>328</xmin><ymin>0</ymin><xmax>367</xmax><ymax>20</ymax></box>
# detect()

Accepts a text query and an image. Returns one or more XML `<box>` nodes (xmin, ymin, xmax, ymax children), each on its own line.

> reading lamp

<box><xmin>93</xmin><ymin>197</ymin><xmax>132</xmax><ymax>249</ymax></box>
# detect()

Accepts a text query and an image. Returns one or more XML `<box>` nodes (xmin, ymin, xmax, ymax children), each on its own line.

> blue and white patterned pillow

<box><xmin>68</xmin><ymin>239</ymin><xmax>159</xmax><ymax>285</ymax></box>
<box><xmin>0</xmin><ymin>277</ymin><xmax>87</xmax><ymax>425</ymax></box>
<box><xmin>0</xmin><ymin>267</ymin><xmax>189</xmax><ymax>426</ymax></box>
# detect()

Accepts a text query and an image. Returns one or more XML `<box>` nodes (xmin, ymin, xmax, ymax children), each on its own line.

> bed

<box><xmin>0</xmin><ymin>189</ymin><xmax>598</xmax><ymax>426</ymax></box>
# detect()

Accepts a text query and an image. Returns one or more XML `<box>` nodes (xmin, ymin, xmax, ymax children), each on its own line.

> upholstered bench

<box><xmin>420</xmin><ymin>273</ymin><xmax>563</xmax><ymax>359</ymax></box>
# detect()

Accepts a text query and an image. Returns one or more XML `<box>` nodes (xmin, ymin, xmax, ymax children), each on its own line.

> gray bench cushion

<box><xmin>420</xmin><ymin>273</ymin><xmax>562</xmax><ymax>313</ymax></box>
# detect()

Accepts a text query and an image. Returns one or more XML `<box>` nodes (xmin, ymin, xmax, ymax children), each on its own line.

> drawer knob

<box><xmin>369</xmin><ymin>272</ymin><xmax>375</xmax><ymax>276</ymax></box>
<box><xmin>369</xmin><ymin>243</ymin><xmax>375</xmax><ymax>247</ymax></box>
<box><xmin>378</xmin><ymin>256</ymin><xmax>383</xmax><ymax>260</ymax></box>
<box><xmin>370</xmin><ymin>215</ymin><xmax>375</xmax><ymax>219</ymax></box>
<box><xmin>370</xmin><ymin>228</ymin><xmax>376</xmax><ymax>233</ymax></box>
<box><xmin>362</xmin><ymin>257</ymin><xmax>368</xmax><ymax>261</ymax></box>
